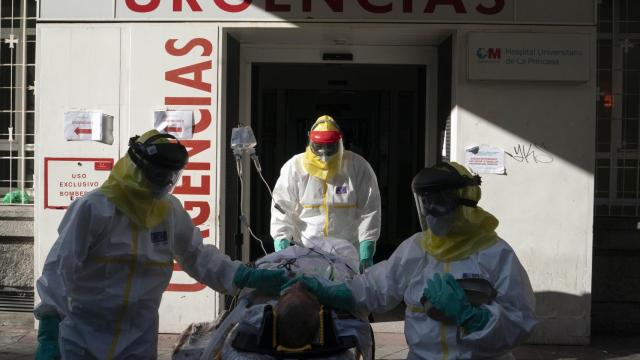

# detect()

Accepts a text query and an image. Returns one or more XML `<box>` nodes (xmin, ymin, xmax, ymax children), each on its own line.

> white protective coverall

<box><xmin>34</xmin><ymin>190</ymin><xmax>241</xmax><ymax>359</ymax></box>
<box><xmin>270</xmin><ymin>151</ymin><xmax>381</xmax><ymax>249</ymax></box>
<box><xmin>347</xmin><ymin>232</ymin><xmax>537</xmax><ymax>360</ymax></box>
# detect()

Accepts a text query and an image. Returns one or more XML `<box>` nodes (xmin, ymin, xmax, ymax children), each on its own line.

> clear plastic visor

<box><xmin>310</xmin><ymin>141</ymin><xmax>341</xmax><ymax>158</ymax></box>
<box><xmin>146</xmin><ymin>168</ymin><xmax>183</xmax><ymax>198</ymax></box>
<box><xmin>413</xmin><ymin>190</ymin><xmax>460</xmax><ymax>231</ymax></box>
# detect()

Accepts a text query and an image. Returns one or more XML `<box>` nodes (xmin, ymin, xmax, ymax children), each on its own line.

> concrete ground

<box><xmin>2</xmin><ymin>311</ymin><xmax>640</xmax><ymax>359</ymax></box>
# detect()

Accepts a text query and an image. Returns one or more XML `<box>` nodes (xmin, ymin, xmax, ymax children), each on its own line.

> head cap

<box><xmin>309</xmin><ymin>115</ymin><xmax>342</xmax><ymax>144</ymax></box>
<box><xmin>411</xmin><ymin>162</ymin><xmax>481</xmax><ymax>194</ymax></box>
<box><xmin>127</xmin><ymin>132</ymin><xmax>188</xmax><ymax>194</ymax></box>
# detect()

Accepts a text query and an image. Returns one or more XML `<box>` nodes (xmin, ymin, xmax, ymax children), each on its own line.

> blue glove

<box><xmin>423</xmin><ymin>273</ymin><xmax>492</xmax><ymax>333</ymax></box>
<box><xmin>282</xmin><ymin>275</ymin><xmax>355</xmax><ymax>313</ymax></box>
<box><xmin>35</xmin><ymin>314</ymin><xmax>61</xmax><ymax>360</ymax></box>
<box><xmin>233</xmin><ymin>265</ymin><xmax>288</xmax><ymax>296</ymax></box>
<box><xmin>274</xmin><ymin>239</ymin><xmax>291</xmax><ymax>252</ymax></box>
<box><xmin>359</xmin><ymin>240</ymin><xmax>375</xmax><ymax>269</ymax></box>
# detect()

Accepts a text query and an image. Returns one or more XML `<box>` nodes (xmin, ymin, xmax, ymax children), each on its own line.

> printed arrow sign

<box><xmin>74</xmin><ymin>127</ymin><xmax>92</xmax><ymax>135</ymax></box>
<box><xmin>154</xmin><ymin>110</ymin><xmax>194</xmax><ymax>139</ymax></box>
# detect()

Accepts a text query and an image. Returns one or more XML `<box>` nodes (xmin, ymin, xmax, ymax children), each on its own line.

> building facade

<box><xmin>0</xmin><ymin>0</ymin><xmax>637</xmax><ymax>341</ymax></box>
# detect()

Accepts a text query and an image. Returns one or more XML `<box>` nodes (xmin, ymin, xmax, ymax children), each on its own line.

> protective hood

<box><xmin>302</xmin><ymin>115</ymin><xmax>344</xmax><ymax>181</ymax></box>
<box><xmin>99</xmin><ymin>130</ymin><xmax>174</xmax><ymax>229</ymax></box>
<box><xmin>419</xmin><ymin>162</ymin><xmax>499</xmax><ymax>261</ymax></box>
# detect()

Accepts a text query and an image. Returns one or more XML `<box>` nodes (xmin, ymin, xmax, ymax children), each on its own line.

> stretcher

<box><xmin>172</xmin><ymin>237</ymin><xmax>374</xmax><ymax>360</ymax></box>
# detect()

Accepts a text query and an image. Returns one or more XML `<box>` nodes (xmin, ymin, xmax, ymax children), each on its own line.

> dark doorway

<box><xmin>248</xmin><ymin>63</ymin><xmax>427</xmax><ymax>262</ymax></box>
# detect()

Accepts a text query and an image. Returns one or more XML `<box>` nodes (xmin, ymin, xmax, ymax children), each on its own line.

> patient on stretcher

<box><xmin>172</xmin><ymin>237</ymin><xmax>373</xmax><ymax>360</ymax></box>
<box><xmin>274</xmin><ymin>282</ymin><xmax>321</xmax><ymax>351</ymax></box>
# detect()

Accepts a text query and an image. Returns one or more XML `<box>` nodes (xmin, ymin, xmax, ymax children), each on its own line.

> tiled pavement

<box><xmin>2</xmin><ymin>311</ymin><xmax>639</xmax><ymax>359</ymax></box>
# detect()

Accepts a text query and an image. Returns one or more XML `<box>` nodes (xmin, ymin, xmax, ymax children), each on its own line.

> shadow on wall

<box><xmin>457</xmin><ymin>80</ymin><xmax>595</xmax><ymax>175</ymax></box>
<box><xmin>528</xmin><ymin>291</ymin><xmax>640</xmax><ymax>354</ymax></box>
<box><xmin>519</xmin><ymin>291</ymin><xmax>640</xmax><ymax>360</ymax></box>
<box><xmin>369</xmin><ymin>292</ymin><xmax>596</xmax><ymax>345</ymax></box>
<box><xmin>514</xmin><ymin>335</ymin><xmax>640</xmax><ymax>360</ymax></box>
<box><xmin>365</xmin><ymin>291</ymin><xmax>640</xmax><ymax>358</ymax></box>
<box><xmin>530</xmin><ymin>291</ymin><xmax>592</xmax><ymax>345</ymax></box>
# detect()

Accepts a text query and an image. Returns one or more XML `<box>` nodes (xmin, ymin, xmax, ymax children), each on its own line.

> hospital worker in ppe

<box><xmin>34</xmin><ymin>130</ymin><xmax>288</xmax><ymax>360</ymax></box>
<box><xmin>270</xmin><ymin>115</ymin><xmax>381</xmax><ymax>270</ymax></box>
<box><xmin>285</xmin><ymin>162</ymin><xmax>537</xmax><ymax>359</ymax></box>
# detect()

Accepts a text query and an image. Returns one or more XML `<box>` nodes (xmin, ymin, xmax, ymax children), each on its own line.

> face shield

<box><xmin>308</xmin><ymin>115</ymin><xmax>343</xmax><ymax>162</ymax></box>
<box><xmin>310</xmin><ymin>140</ymin><xmax>341</xmax><ymax>159</ymax></box>
<box><xmin>414</xmin><ymin>190</ymin><xmax>460</xmax><ymax>228</ymax></box>
<box><xmin>145</xmin><ymin>167</ymin><xmax>184</xmax><ymax>198</ymax></box>
<box><xmin>411</xmin><ymin>163</ymin><xmax>481</xmax><ymax>232</ymax></box>
<box><xmin>127</xmin><ymin>133</ymin><xmax>188</xmax><ymax>198</ymax></box>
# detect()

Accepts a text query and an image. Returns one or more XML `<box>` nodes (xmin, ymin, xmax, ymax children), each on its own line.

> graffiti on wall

<box><xmin>505</xmin><ymin>143</ymin><xmax>554</xmax><ymax>164</ymax></box>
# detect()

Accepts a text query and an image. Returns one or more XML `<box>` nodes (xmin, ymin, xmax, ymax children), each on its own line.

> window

<box><xmin>596</xmin><ymin>0</ymin><xmax>640</xmax><ymax>217</ymax></box>
<box><xmin>0</xmin><ymin>0</ymin><xmax>36</xmax><ymax>205</ymax></box>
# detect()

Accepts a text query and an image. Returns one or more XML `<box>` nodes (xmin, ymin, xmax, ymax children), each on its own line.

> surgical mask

<box><xmin>426</xmin><ymin>213</ymin><xmax>455</xmax><ymax>236</ymax></box>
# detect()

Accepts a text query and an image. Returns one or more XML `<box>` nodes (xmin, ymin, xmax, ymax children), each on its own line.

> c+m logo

<box><xmin>476</xmin><ymin>48</ymin><xmax>501</xmax><ymax>60</ymax></box>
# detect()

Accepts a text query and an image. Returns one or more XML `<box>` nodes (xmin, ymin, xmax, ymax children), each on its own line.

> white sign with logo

<box><xmin>154</xmin><ymin>110</ymin><xmax>194</xmax><ymax>139</ymax></box>
<box><xmin>44</xmin><ymin>157</ymin><xmax>114</xmax><ymax>208</ymax></box>
<box><xmin>465</xmin><ymin>145</ymin><xmax>505</xmax><ymax>174</ymax></box>
<box><xmin>467</xmin><ymin>32</ymin><xmax>591</xmax><ymax>81</ymax></box>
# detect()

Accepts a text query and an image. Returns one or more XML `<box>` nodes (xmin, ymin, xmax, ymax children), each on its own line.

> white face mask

<box><xmin>426</xmin><ymin>212</ymin><xmax>456</xmax><ymax>236</ymax></box>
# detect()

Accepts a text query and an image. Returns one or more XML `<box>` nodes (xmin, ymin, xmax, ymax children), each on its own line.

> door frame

<box><xmin>236</xmin><ymin>43</ymin><xmax>439</xmax><ymax>262</ymax></box>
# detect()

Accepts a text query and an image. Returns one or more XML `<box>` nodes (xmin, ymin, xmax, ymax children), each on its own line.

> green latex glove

<box><xmin>423</xmin><ymin>273</ymin><xmax>492</xmax><ymax>333</ymax></box>
<box><xmin>359</xmin><ymin>240</ymin><xmax>375</xmax><ymax>269</ymax></box>
<box><xmin>233</xmin><ymin>265</ymin><xmax>288</xmax><ymax>296</ymax></box>
<box><xmin>274</xmin><ymin>239</ymin><xmax>291</xmax><ymax>252</ymax></box>
<box><xmin>282</xmin><ymin>275</ymin><xmax>355</xmax><ymax>313</ymax></box>
<box><xmin>35</xmin><ymin>314</ymin><xmax>61</xmax><ymax>360</ymax></box>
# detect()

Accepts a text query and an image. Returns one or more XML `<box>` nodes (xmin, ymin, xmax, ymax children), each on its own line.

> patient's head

<box><xmin>274</xmin><ymin>281</ymin><xmax>321</xmax><ymax>349</ymax></box>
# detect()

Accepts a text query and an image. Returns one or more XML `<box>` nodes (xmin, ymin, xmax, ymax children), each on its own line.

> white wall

<box><xmin>35</xmin><ymin>23</ymin><xmax>223</xmax><ymax>332</ymax></box>
<box><xmin>452</xmin><ymin>26</ymin><xmax>597</xmax><ymax>344</ymax></box>
<box><xmin>34</xmin><ymin>26</ymin><xmax>123</xmax><ymax>305</ymax></box>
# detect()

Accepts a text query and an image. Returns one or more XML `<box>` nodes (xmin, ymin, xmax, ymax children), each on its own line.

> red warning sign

<box><xmin>44</xmin><ymin>157</ymin><xmax>114</xmax><ymax>209</ymax></box>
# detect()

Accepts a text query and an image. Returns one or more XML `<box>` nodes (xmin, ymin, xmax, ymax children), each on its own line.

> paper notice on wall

<box><xmin>64</xmin><ymin>111</ymin><xmax>102</xmax><ymax>141</ymax></box>
<box><xmin>465</xmin><ymin>145</ymin><xmax>505</xmax><ymax>174</ymax></box>
<box><xmin>154</xmin><ymin>110</ymin><xmax>194</xmax><ymax>139</ymax></box>
<box><xmin>63</xmin><ymin>110</ymin><xmax>113</xmax><ymax>144</ymax></box>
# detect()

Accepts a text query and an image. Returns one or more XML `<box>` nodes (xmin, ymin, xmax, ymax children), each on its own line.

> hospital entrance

<box><xmin>223</xmin><ymin>29</ymin><xmax>448</xmax><ymax>321</ymax></box>
<box><xmin>248</xmin><ymin>62</ymin><xmax>426</xmax><ymax>262</ymax></box>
